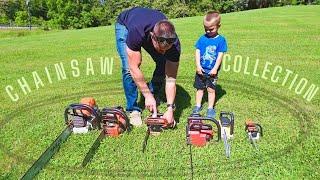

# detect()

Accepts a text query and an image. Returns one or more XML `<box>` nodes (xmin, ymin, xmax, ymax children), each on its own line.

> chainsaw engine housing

<box><xmin>186</xmin><ymin>114</ymin><xmax>221</xmax><ymax>147</ymax></box>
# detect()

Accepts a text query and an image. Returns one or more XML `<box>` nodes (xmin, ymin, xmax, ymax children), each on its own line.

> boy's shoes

<box><xmin>207</xmin><ymin>108</ymin><xmax>216</xmax><ymax>118</ymax></box>
<box><xmin>192</xmin><ymin>106</ymin><xmax>202</xmax><ymax>114</ymax></box>
<box><xmin>128</xmin><ymin>110</ymin><xmax>142</xmax><ymax>127</ymax></box>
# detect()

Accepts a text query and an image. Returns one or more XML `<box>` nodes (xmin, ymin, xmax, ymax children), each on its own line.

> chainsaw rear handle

<box><xmin>64</xmin><ymin>104</ymin><xmax>100</xmax><ymax>125</ymax></box>
<box><xmin>187</xmin><ymin>116</ymin><xmax>221</xmax><ymax>142</ymax></box>
<box><xmin>101</xmin><ymin>106</ymin><xmax>131</xmax><ymax>132</ymax></box>
<box><xmin>220</xmin><ymin>111</ymin><xmax>235</xmax><ymax>135</ymax></box>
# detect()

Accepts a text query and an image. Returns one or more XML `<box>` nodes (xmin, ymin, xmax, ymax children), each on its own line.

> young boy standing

<box><xmin>192</xmin><ymin>11</ymin><xmax>228</xmax><ymax>118</ymax></box>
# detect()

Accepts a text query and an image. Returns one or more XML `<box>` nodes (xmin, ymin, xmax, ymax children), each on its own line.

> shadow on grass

<box><xmin>138</xmin><ymin>84</ymin><xmax>191</xmax><ymax>123</ymax></box>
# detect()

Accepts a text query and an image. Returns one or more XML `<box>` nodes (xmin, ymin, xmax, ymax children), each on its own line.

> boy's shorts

<box><xmin>193</xmin><ymin>73</ymin><xmax>218</xmax><ymax>90</ymax></box>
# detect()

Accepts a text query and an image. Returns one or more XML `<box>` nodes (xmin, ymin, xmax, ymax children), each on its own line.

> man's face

<box><xmin>151</xmin><ymin>32</ymin><xmax>175</xmax><ymax>54</ymax></box>
<box><xmin>204</xmin><ymin>21</ymin><xmax>220</xmax><ymax>37</ymax></box>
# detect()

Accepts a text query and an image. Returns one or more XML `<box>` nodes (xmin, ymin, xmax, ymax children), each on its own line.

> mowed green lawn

<box><xmin>0</xmin><ymin>5</ymin><xmax>319</xmax><ymax>179</ymax></box>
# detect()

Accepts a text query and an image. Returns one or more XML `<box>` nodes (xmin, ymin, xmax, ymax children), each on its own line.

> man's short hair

<box><xmin>153</xmin><ymin>20</ymin><xmax>177</xmax><ymax>39</ymax></box>
<box><xmin>204</xmin><ymin>11</ymin><xmax>221</xmax><ymax>25</ymax></box>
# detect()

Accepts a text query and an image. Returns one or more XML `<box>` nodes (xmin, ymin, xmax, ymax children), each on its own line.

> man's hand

<box><xmin>145</xmin><ymin>94</ymin><xmax>157</xmax><ymax>117</ymax></box>
<box><xmin>162</xmin><ymin>108</ymin><xmax>174</xmax><ymax>125</ymax></box>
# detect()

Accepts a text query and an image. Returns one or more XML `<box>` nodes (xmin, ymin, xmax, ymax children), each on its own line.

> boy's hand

<box><xmin>209</xmin><ymin>68</ymin><xmax>218</xmax><ymax>76</ymax></box>
<box><xmin>196</xmin><ymin>66</ymin><xmax>204</xmax><ymax>75</ymax></box>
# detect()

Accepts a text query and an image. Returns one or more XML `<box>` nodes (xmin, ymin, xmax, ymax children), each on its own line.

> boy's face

<box><xmin>204</xmin><ymin>21</ymin><xmax>220</xmax><ymax>37</ymax></box>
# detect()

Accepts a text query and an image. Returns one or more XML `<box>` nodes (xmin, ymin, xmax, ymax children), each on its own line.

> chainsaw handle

<box><xmin>245</xmin><ymin>122</ymin><xmax>263</xmax><ymax>137</ymax></box>
<box><xmin>187</xmin><ymin>116</ymin><xmax>221</xmax><ymax>142</ymax></box>
<box><xmin>64</xmin><ymin>104</ymin><xmax>99</xmax><ymax>125</ymax></box>
<box><xmin>220</xmin><ymin>111</ymin><xmax>235</xmax><ymax>135</ymax></box>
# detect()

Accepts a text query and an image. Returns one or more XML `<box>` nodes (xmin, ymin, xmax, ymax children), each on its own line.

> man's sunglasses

<box><xmin>153</xmin><ymin>35</ymin><xmax>177</xmax><ymax>44</ymax></box>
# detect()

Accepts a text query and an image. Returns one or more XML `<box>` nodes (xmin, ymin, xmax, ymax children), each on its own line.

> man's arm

<box><xmin>126</xmin><ymin>47</ymin><xmax>156</xmax><ymax>113</ymax></box>
<box><xmin>165</xmin><ymin>60</ymin><xmax>179</xmax><ymax>105</ymax></box>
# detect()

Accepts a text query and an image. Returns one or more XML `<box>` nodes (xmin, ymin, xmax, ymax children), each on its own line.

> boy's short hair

<box><xmin>204</xmin><ymin>11</ymin><xmax>221</xmax><ymax>25</ymax></box>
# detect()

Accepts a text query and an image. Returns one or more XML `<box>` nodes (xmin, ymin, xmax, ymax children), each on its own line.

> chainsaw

<box><xmin>245</xmin><ymin>120</ymin><xmax>263</xmax><ymax>150</ymax></box>
<box><xmin>219</xmin><ymin>111</ymin><xmax>234</xmax><ymax>158</ymax></box>
<box><xmin>82</xmin><ymin>106</ymin><xmax>131</xmax><ymax>166</ymax></box>
<box><xmin>23</xmin><ymin>97</ymin><xmax>100</xmax><ymax>179</ymax></box>
<box><xmin>142</xmin><ymin>113</ymin><xmax>175</xmax><ymax>152</ymax></box>
<box><xmin>64</xmin><ymin>103</ymin><xmax>100</xmax><ymax>133</ymax></box>
<box><xmin>186</xmin><ymin>114</ymin><xmax>221</xmax><ymax>147</ymax></box>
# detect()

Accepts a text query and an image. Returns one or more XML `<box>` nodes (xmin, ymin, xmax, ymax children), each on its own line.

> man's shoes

<box><xmin>128</xmin><ymin>110</ymin><xmax>142</xmax><ymax>126</ymax></box>
<box><xmin>192</xmin><ymin>106</ymin><xmax>202</xmax><ymax>114</ymax></box>
<box><xmin>207</xmin><ymin>108</ymin><xmax>216</xmax><ymax>118</ymax></box>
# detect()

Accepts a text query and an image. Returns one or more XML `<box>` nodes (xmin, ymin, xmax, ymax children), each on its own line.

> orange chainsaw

<box><xmin>245</xmin><ymin>120</ymin><xmax>263</xmax><ymax>150</ymax></box>
<box><xmin>82</xmin><ymin>106</ymin><xmax>131</xmax><ymax>166</ymax></box>
<box><xmin>142</xmin><ymin>113</ymin><xmax>175</xmax><ymax>152</ymax></box>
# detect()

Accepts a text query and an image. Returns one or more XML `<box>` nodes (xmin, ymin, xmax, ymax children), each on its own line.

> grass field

<box><xmin>0</xmin><ymin>5</ymin><xmax>319</xmax><ymax>179</ymax></box>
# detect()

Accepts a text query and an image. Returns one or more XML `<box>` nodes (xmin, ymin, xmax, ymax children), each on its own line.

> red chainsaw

<box><xmin>142</xmin><ymin>113</ymin><xmax>175</xmax><ymax>152</ymax></box>
<box><xmin>186</xmin><ymin>114</ymin><xmax>221</xmax><ymax>147</ymax></box>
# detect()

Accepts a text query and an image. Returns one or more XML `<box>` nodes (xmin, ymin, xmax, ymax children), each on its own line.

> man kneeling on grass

<box><xmin>115</xmin><ymin>7</ymin><xmax>181</xmax><ymax>126</ymax></box>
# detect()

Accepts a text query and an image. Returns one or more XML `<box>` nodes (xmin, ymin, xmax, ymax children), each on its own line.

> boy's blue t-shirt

<box><xmin>195</xmin><ymin>34</ymin><xmax>227</xmax><ymax>74</ymax></box>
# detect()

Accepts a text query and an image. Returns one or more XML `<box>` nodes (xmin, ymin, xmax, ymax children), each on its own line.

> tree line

<box><xmin>0</xmin><ymin>0</ymin><xmax>319</xmax><ymax>29</ymax></box>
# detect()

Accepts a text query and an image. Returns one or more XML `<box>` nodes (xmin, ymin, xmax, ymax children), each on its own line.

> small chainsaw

<box><xmin>186</xmin><ymin>114</ymin><xmax>221</xmax><ymax>147</ymax></box>
<box><xmin>142</xmin><ymin>113</ymin><xmax>175</xmax><ymax>152</ymax></box>
<box><xmin>82</xmin><ymin>106</ymin><xmax>130</xmax><ymax>167</ymax></box>
<box><xmin>219</xmin><ymin>112</ymin><xmax>234</xmax><ymax>158</ymax></box>
<box><xmin>64</xmin><ymin>97</ymin><xmax>100</xmax><ymax>134</ymax></box>
<box><xmin>245</xmin><ymin>120</ymin><xmax>263</xmax><ymax>150</ymax></box>
<box><xmin>100</xmin><ymin>106</ymin><xmax>131</xmax><ymax>137</ymax></box>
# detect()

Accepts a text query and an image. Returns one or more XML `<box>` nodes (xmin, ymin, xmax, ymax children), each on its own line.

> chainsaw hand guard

<box><xmin>186</xmin><ymin>114</ymin><xmax>221</xmax><ymax>147</ymax></box>
<box><xmin>64</xmin><ymin>104</ymin><xmax>100</xmax><ymax>133</ymax></box>
<box><xmin>101</xmin><ymin>106</ymin><xmax>130</xmax><ymax>137</ymax></box>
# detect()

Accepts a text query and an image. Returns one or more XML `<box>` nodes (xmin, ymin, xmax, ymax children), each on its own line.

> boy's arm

<box><xmin>210</xmin><ymin>52</ymin><xmax>224</xmax><ymax>75</ymax></box>
<box><xmin>195</xmin><ymin>49</ymin><xmax>204</xmax><ymax>75</ymax></box>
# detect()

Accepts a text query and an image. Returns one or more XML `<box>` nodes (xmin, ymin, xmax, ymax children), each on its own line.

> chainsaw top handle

<box><xmin>187</xmin><ymin>115</ymin><xmax>221</xmax><ymax>142</ymax></box>
<box><xmin>64</xmin><ymin>103</ymin><xmax>100</xmax><ymax>125</ymax></box>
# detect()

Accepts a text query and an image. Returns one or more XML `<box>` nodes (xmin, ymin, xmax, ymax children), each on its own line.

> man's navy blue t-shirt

<box><xmin>117</xmin><ymin>7</ymin><xmax>180</xmax><ymax>62</ymax></box>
